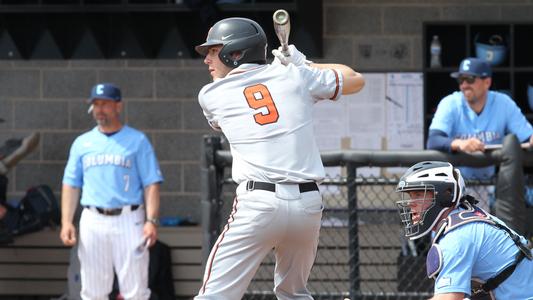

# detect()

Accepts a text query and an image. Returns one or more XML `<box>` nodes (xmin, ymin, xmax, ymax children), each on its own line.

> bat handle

<box><xmin>281</xmin><ymin>44</ymin><xmax>290</xmax><ymax>57</ymax></box>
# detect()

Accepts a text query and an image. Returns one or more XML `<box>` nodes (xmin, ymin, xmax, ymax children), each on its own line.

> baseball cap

<box><xmin>88</xmin><ymin>83</ymin><xmax>122</xmax><ymax>103</ymax></box>
<box><xmin>450</xmin><ymin>57</ymin><xmax>492</xmax><ymax>78</ymax></box>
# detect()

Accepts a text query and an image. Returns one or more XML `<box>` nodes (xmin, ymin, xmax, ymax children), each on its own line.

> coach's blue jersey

<box><xmin>429</xmin><ymin>91</ymin><xmax>533</xmax><ymax>179</ymax></box>
<box><xmin>434</xmin><ymin>210</ymin><xmax>533</xmax><ymax>299</ymax></box>
<box><xmin>63</xmin><ymin>125</ymin><xmax>163</xmax><ymax>208</ymax></box>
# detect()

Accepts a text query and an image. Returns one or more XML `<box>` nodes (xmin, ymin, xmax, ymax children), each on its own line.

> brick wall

<box><xmin>1</xmin><ymin>0</ymin><xmax>532</xmax><ymax>221</ymax></box>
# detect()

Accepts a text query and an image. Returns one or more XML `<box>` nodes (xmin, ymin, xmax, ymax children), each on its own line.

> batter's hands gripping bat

<box><xmin>273</xmin><ymin>9</ymin><xmax>290</xmax><ymax>56</ymax></box>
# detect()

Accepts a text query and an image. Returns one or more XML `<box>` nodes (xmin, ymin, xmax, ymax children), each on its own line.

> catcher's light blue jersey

<box><xmin>429</xmin><ymin>90</ymin><xmax>533</xmax><ymax>179</ymax></box>
<box><xmin>434</xmin><ymin>211</ymin><xmax>533</xmax><ymax>299</ymax></box>
<box><xmin>63</xmin><ymin>125</ymin><xmax>163</xmax><ymax>208</ymax></box>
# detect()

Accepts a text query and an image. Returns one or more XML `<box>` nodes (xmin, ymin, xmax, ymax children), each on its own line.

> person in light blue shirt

<box><xmin>396</xmin><ymin>161</ymin><xmax>533</xmax><ymax>300</ymax></box>
<box><xmin>60</xmin><ymin>83</ymin><xmax>163</xmax><ymax>300</ymax></box>
<box><xmin>427</xmin><ymin>57</ymin><xmax>533</xmax><ymax>180</ymax></box>
<box><xmin>433</xmin><ymin>217</ymin><xmax>532</xmax><ymax>299</ymax></box>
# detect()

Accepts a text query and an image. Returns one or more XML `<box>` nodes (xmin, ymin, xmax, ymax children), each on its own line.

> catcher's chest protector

<box><xmin>426</xmin><ymin>204</ymin><xmax>531</xmax><ymax>300</ymax></box>
<box><xmin>426</xmin><ymin>205</ymin><xmax>494</xmax><ymax>279</ymax></box>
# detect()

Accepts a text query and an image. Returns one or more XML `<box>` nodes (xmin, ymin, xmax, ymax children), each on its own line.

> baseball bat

<box><xmin>273</xmin><ymin>9</ymin><xmax>291</xmax><ymax>56</ymax></box>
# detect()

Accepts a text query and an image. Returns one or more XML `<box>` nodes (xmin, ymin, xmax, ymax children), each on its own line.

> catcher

<box><xmin>395</xmin><ymin>161</ymin><xmax>532</xmax><ymax>300</ymax></box>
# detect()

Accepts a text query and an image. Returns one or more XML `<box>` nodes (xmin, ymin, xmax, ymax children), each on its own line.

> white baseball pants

<box><xmin>78</xmin><ymin>206</ymin><xmax>150</xmax><ymax>300</ymax></box>
<box><xmin>196</xmin><ymin>182</ymin><xmax>323</xmax><ymax>300</ymax></box>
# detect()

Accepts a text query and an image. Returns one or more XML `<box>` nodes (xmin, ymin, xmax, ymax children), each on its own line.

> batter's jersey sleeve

<box><xmin>298</xmin><ymin>66</ymin><xmax>343</xmax><ymax>101</ymax></box>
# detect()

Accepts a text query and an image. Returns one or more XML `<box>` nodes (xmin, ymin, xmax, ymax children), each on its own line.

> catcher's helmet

<box><xmin>395</xmin><ymin>161</ymin><xmax>466</xmax><ymax>240</ymax></box>
<box><xmin>195</xmin><ymin>17</ymin><xmax>267</xmax><ymax>68</ymax></box>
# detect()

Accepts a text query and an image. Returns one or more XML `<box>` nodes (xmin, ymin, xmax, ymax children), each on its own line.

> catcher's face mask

<box><xmin>395</xmin><ymin>161</ymin><xmax>466</xmax><ymax>240</ymax></box>
<box><xmin>397</xmin><ymin>187</ymin><xmax>436</xmax><ymax>236</ymax></box>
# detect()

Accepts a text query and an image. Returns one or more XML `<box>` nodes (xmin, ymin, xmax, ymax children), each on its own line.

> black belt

<box><xmin>246</xmin><ymin>181</ymin><xmax>319</xmax><ymax>193</ymax></box>
<box><xmin>85</xmin><ymin>205</ymin><xmax>140</xmax><ymax>216</ymax></box>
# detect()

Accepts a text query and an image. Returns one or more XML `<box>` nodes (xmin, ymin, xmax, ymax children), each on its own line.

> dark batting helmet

<box><xmin>195</xmin><ymin>17</ymin><xmax>268</xmax><ymax>68</ymax></box>
<box><xmin>395</xmin><ymin>161</ymin><xmax>466</xmax><ymax>240</ymax></box>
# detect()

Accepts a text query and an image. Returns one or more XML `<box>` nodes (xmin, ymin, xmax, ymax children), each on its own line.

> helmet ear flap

<box><xmin>438</xmin><ymin>188</ymin><xmax>454</xmax><ymax>207</ymax></box>
<box><xmin>220</xmin><ymin>50</ymin><xmax>245</xmax><ymax>67</ymax></box>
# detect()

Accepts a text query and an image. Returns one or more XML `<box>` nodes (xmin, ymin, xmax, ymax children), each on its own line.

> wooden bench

<box><xmin>0</xmin><ymin>223</ymin><xmax>432</xmax><ymax>298</ymax></box>
<box><xmin>0</xmin><ymin>226</ymin><xmax>203</xmax><ymax>299</ymax></box>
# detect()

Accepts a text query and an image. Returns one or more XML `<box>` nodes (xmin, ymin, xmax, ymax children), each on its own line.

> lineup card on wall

<box><xmin>385</xmin><ymin>73</ymin><xmax>424</xmax><ymax>175</ymax></box>
<box><xmin>312</xmin><ymin>72</ymin><xmax>423</xmax><ymax>178</ymax></box>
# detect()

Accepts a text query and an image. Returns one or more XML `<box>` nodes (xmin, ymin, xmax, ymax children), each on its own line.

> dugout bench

<box><xmin>0</xmin><ymin>226</ymin><xmax>203</xmax><ymax>299</ymax></box>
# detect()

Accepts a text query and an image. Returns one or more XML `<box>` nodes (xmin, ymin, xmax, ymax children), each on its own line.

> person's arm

<box><xmin>450</xmin><ymin>138</ymin><xmax>485</xmax><ymax>153</ymax></box>
<box><xmin>429</xmin><ymin>292</ymin><xmax>465</xmax><ymax>300</ymax></box>
<box><xmin>427</xmin><ymin>129</ymin><xmax>454</xmax><ymax>152</ymax></box>
<box><xmin>310</xmin><ymin>63</ymin><xmax>364</xmax><ymax>95</ymax></box>
<box><xmin>60</xmin><ymin>184</ymin><xmax>80</xmax><ymax>246</ymax></box>
<box><xmin>134</xmin><ymin>134</ymin><xmax>162</xmax><ymax>248</ymax></box>
<box><xmin>271</xmin><ymin>44</ymin><xmax>364</xmax><ymax>95</ymax></box>
<box><xmin>427</xmin><ymin>127</ymin><xmax>485</xmax><ymax>153</ymax></box>
<box><xmin>430</xmin><ymin>226</ymin><xmax>478</xmax><ymax>300</ymax></box>
<box><xmin>427</xmin><ymin>129</ymin><xmax>484</xmax><ymax>153</ymax></box>
<box><xmin>143</xmin><ymin>183</ymin><xmax>160</xmax><ymax>247</ymax></box>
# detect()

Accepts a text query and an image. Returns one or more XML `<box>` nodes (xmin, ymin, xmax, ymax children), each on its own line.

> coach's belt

<box><xmin>85</xmin><ymin>205</ymin><xmax>140</xmax><ymax>216</ymax></box>
<box><xmin>246</xmin><ymin>181</ymin><xmax>319</xmax><ymax>193</ymax></box>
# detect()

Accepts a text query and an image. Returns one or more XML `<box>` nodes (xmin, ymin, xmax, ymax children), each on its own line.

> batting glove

<box><xmin>271</xmin><ymin>44</ymin><xmax>313</xmax><ymax>66</ymax></box>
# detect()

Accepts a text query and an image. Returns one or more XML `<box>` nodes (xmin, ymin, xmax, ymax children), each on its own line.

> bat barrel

<box><xmin>273</xmin><ymin>9</ymin><xmax>289</xmax><ymax>25</ymax></box>
<box><xmin>273</xmin><ymin>9</ymin><xmax>291</xmax><ymax>56</ymax></box>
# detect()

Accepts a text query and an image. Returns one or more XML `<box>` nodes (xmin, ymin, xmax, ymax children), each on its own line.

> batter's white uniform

<box><xmin>196</xmin><ymin>62</ymin><xmax>343</xmax><ymax>299</ymax></box>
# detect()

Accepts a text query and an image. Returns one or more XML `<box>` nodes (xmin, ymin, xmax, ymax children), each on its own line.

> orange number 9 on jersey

<box><xmin>243</xmin><ymin>84</ymin><xmax>279</xmax><ymax>125</ymax></box>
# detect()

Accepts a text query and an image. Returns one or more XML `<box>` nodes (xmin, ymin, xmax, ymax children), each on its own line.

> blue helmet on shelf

<box><xmin>475</xmin><ymin>34</ymin><xmax>507</xmax><ymax>66</ymax></box>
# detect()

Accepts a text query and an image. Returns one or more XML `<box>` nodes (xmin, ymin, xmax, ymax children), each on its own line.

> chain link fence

<box><xmin>201</xmin><ymin>135</ymin><xmax>531</xmax><ymax>300</ymax></box>
<box><xmin>214</xmin><ymin>170</ymin><xmax>493</xmax><ymax>300</ymax></box>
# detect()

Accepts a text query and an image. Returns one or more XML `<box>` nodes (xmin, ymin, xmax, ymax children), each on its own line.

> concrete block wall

<box><xmin>0</xmin><ymin>60</ymin><xmax>213</xmax><ymax>222</ymax></box>
<box><xmin>324</xmin><ymin>0</ymin><xmax>533</xmax><ymax>70</ymax></box>
<box><xmin>1</xmin><ymin>0</ymin><xmax>532</xmax><ymax>222</ymax></box>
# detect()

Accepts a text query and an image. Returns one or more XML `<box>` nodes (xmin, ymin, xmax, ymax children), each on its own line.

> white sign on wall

<box><xmin>313</xmin><ymin>72</ymin><xmax>424</xmax><ymax>177</ymax></box>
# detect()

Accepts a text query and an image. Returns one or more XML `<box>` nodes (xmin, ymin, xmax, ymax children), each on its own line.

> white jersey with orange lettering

<box><xmin>196</xmin><ymin>62</ymin><xmax>343</xmax><ymax>300</ymax></box>
<box><xmin>199</xmin><ymin>62</ymin><xmax>342</xmax><ymax>184</ymax></box>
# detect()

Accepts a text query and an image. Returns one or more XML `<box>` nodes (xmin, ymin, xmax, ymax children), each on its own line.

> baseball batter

<box><xmin>60</xmin><ymin>83</ymin><xmax>163</xmax><ymax>300</ymax></box>
<box><xmin>194</xmin><ymin>17</ymin><xmax>365</xmax><ymax>299</ymax></box>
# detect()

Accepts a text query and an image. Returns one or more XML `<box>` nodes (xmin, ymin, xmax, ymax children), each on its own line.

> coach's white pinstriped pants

<box><xmin>78</xmin><ymin>206</ymin><xmax>150</xmax><ymax>300</ymax></box>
